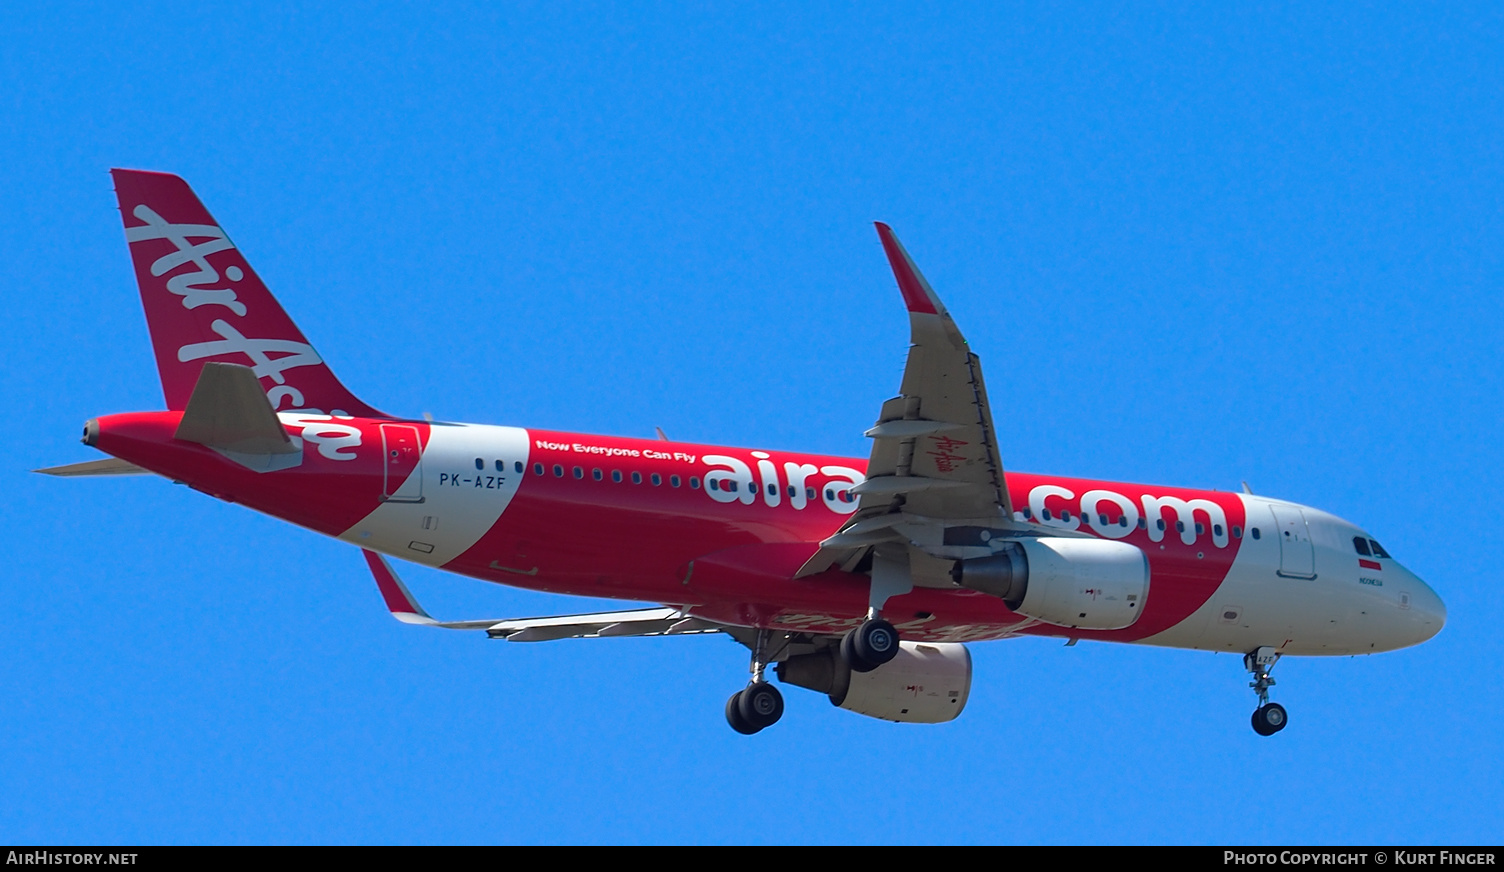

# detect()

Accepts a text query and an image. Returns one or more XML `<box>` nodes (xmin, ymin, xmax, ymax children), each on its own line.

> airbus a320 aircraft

<box><xmin>41</xmin><ymin>170</ymin><xmax>1446</xmax><ymax>736</ymax></box>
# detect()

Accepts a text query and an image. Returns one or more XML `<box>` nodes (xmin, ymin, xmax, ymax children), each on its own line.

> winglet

<box><xmin>875</xmin><ymin>223</ymin><xmax>947</xmax><ymax>317</ymax></box>
<box><xmin>363</xmin><ymin>549</ymin><xmax>437</xmax><ymax>625</ymax></box>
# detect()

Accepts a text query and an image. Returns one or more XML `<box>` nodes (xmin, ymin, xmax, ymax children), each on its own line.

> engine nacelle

<box><xmin>951</xmin><ymin>536</ymin><xmax>1149</xmax><ymax>630</ymax></box>
<box><xmin>777</xmin><ymin>641</ymin><xmax>971</xmax><ymax>724</ymax></box>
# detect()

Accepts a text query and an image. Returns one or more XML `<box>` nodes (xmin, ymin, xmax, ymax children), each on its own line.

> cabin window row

<box><xmin>470</xmin><ymin>457</ymin><xmax>858</xmax><ymax>503</ymax></box>
<box><xmin>475</xmin><ymin>456</ymin><xmax>699</xmax><ymax>489</ymax></box>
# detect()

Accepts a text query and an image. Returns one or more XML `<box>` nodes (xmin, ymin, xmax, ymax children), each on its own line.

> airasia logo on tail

<box><xmin>125</xmin><ymin>204</ymin><xmax>329</xmax><ymax>413</ymax></box>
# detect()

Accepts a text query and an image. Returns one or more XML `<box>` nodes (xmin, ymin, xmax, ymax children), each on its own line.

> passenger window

<box><xmin>632</xmin><ymin>472</ymin><xmax>643</xmax><ymax>485</ymax></box>
<box><xmin>690</xmin><ymin>477</ymin><xmax>701</xmax><ymax>489</ymax></box>
<box><xmin>1175</xmin><ymin>521</ymin><xmax>1185</xmax><ymax>533</ymax></box>
<box><xmin>1157</xmin><ymin>519</ymin><xmax>1166</xmax><ymax>532</ymax></box>
<box><xmin>1137</xmin><ymin>518</ymin><xmax>1147</xmax><ymax>530</ymax></box>
<box><xmin>1042</xmin><ymin>509</ymin><xmax>1052</xmax><ymax>521</ymax></box>
<box><xmin>1353</xmin><ymin>536</ymin><xmax>1372</xmax><ymax>556</ymax></box>
<box><xmin>514</xmin><ymin>461</ymin><xmax>523</xmax><ymax>474</ymax></box>
<box><xmin>495</xmin><ymin>460</ymin><xmax>504</xmax><ymax>472</ymax></box>
<box><xmin>787</xmin><ymin>485</ymin><xmax>796</xmax><ymax>497</ymax></box>
<box><xmin>767</xmin><ymin>483</ymin><xmax>776</xmax><ymax>496</ymax></box>
<box><xmin>806</xmin><ymin>487</ymin><xmax>816</xmax><ymax>500</ymax></box>
<box><xmin>533</xmin><ymin>462</ymin><xmax>544</xmax><ymax>476</ymax></box>
<box><xmin>825</xmin><ymin>489</ymin><xmax>834</xmax><ymax>501</ymax></box>
<box><xmin>1368</xmin><ymin>539</ymin><xmax>1391</xmax><ymax>559</ymax></box>
<box><xmin>652</xmin><ymin>473</ymin><xmax>662</xmax><ymax>486</ymax></box>
<box><xmin>1061</xmin><ymin>511</ymin><xmax>1071</xmax><ymax>522</ymax></box>
<box><xmin>572</xmin><ymin>466</ymin><xmax>583</xmax><ymax>479</ymax></box>
<box><xmin>1099</xmin><ymin>513</ymin><xmax>1108</xmax><ymax>526</ymax></box>
<box><xmin>593</xmin><ymin>468</ymin><xmax>603</xmax><ymax>481</ymax></box>
<box><xmin>553</xmin><ymin>465</ymin><xmax>563</xmax><ymax>477</ymax></box>
<box><xmin>612</xmin><ymin>470</ymin><xmax>623</xmax><ymax>483</ymax></box>
<box><xmin>1213</xmin><ymin>524</ymin><xmax>1223</xmax><ymax>537</ymax></box>
<box><xmin>474</xmin><ymin>458</ymin><xmax>483</xmax><ymax>470</ymax></box>
<box><xmin>1119</xmin><ymin>516</ymin><xmax>1128</xmax><ymax>528</ymax></box>
<box><xmin>1251</xmin><ymin>527</ymin><xmax>1261</xmax><ymax>540</ymax></box>
<box><xmin>1195</xmin><ymin>522</ymin><xmax>1204</xmax><ymax>535</ymax></box>
<box><xmin>671</xmin><ymin>475</ymin><xmax>681</xmax><ymax>488</ymax></box>
<box><xmin>1232</xmin><ymin>526</ymin><xmax>1242</xmax><ymax>539</ymax></box>
<box><xmin>1022</xmin><ymin>507</ymin><xmax>1032</xmax><ymax>519</ymax></box>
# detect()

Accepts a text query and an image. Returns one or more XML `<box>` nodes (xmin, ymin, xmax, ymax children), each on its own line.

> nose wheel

<box><xmin>1245</xmin><ymin>647</ymin><xmax>1288</xmax><ymax>736</ymax></box>
<box><xmin>725</xmin><ymin>629</ymin><xmax>786</xmax><ymax>735</ymax></box>
<box><xmin>1252</xmin><ymin>702</ymin><xmax>1288</xmax><ymax>736</ymax></box>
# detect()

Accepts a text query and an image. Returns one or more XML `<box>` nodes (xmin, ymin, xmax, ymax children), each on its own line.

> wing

<box><xmin>363</xmin><ymin>550</ymin><xmax>721</xmax><ymax>640</ymax></box>
<box><xmin>796</xmin><ymin>224</ymin><xmax>1031</xmax><ymax>581</ymax></box>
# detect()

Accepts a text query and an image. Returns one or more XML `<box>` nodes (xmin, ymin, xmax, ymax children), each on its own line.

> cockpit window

<box><xmin>1353</xmin><ymin>536</ymin><xmax>1372</xmax><ymax>557</ymax></box>
<box><xmin>1368</xmin><ymin>539</ymin><xmax>1391</xmax><ymax>559</ymax></box>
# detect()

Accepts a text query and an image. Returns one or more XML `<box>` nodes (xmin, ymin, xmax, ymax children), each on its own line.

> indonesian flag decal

<box><xmin>1359</xmin><ymin>558</ymin><xmax>1382</xmax><ymax>571</ymax></box>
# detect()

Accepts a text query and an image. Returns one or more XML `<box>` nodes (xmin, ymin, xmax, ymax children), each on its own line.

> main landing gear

<box><xmin>726</xmin><ymin>683</ymin><xmax>783</xmax><ymax>735</ymax></box>
<box><xmin>725</xmin><ymin>629</ymin><xmax>785</xmax><ymax>735</ymax></box>
<box><xmin>1245</xmin><ymin>646</ymin><xmax>1288</xmax><ymax>737</ymax></box>
<box><xmin>724</xmin><ymin>552</ymin><xmax>908</xmax><ymax>734</ymax></box>
<box><xmin>840</xmin><ymin>550</ymin><xmax>906</xmax><ymax>674</ymax></box>
<box><xmin>841</xmin><ymin>614</ymin><xmax>900</xmax><ymax>673</ymax></box>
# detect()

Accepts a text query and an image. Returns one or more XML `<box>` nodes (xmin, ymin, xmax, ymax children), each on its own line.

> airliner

<box><xmin>40</xmin><ymin>170</ymin><xmax>1446</xmax><ymax>736</ymax></box>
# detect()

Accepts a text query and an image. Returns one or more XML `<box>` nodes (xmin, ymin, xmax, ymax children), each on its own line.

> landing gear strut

<box><xmin>1245</xmin><ymin>646</ymin><xmax>1288</xmax><ymax>736</ymax></box>
<box><xmin>725</xmin><ymin>629</ymin><xmax>785</xmax><ymax>735</ymax></box>
<box><xmin>840</xmin><ymin>551</ymin><xmax>907</xmax><ymax>673</ymax></box>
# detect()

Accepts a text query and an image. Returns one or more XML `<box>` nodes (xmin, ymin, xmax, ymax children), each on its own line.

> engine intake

<box><xmin>951</xmin><ymin>537</ymin><xmax>1149</xmax><ymax>630</ymax></box>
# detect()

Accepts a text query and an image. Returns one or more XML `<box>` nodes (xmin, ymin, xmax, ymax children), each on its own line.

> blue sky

<box><xmin>2</xmin><ymin>3</ymin><xmax>1500</xmax><ymax>844</ymax></box>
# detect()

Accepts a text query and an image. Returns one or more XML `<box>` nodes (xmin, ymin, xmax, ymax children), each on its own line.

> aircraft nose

<box><xmin>1405</xmin><ymin>570</ymin><xmax>1447</xmax><ymax>643</ymax></box>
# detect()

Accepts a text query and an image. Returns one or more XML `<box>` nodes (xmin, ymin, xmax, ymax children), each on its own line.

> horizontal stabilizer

<box><xmin>486</xmin><ymin>609</ymin><xmax>718</xmax><ymax>641</ymax></box>
<box><xmin>34</xmin><ymin>458</ymin><xmax>149</xmax><ymax>477</ymax></box>
<box><xmin>174</xmin><ymin>362</ymin><xmax>298</xmax><ymax>455</ymax></box>
<box><xmin>362</xmin><ymin>549</ymin><xmax>722</xmax><ymax>639</ymax></box>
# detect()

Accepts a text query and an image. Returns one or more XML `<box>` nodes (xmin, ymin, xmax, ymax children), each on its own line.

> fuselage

<box><xmin>91</xmin><ymin>410</ymin><xmax>1445</xmax><ymax>657</ymax></box>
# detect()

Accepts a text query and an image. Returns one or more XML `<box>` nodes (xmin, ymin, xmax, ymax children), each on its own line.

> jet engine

<box><xmin>777</xmin><ymin>641</ymin><xmax>971</xmax><ymax>724</ymax></box>
<box><xmin>950</xmin><ymin>537</ymin><xmax>1149</xmax><ymax>630</ymax></box>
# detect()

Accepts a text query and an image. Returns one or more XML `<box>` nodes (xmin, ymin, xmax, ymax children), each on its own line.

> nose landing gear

<box><xmin>1245</xmin><ymin>646</ymin><xmax>1288</xmax><ymax>736</ymax></box>
<box><xmin>1252</xmin><ymin>701</ymin><xmax>1288</xmax><ymax>736</ymax></box>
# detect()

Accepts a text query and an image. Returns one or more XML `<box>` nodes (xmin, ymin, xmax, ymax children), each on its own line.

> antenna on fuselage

<box><xmin>1242</xmin><ymin>480</ymin><xmax>1254</xmax><ymax>495</ymax></box>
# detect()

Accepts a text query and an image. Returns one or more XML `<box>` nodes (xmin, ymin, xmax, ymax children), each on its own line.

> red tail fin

<box><xmin>111</xmin><ymin>169</ymin><xmax>383</xmax><ymax>417</ymax></box>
